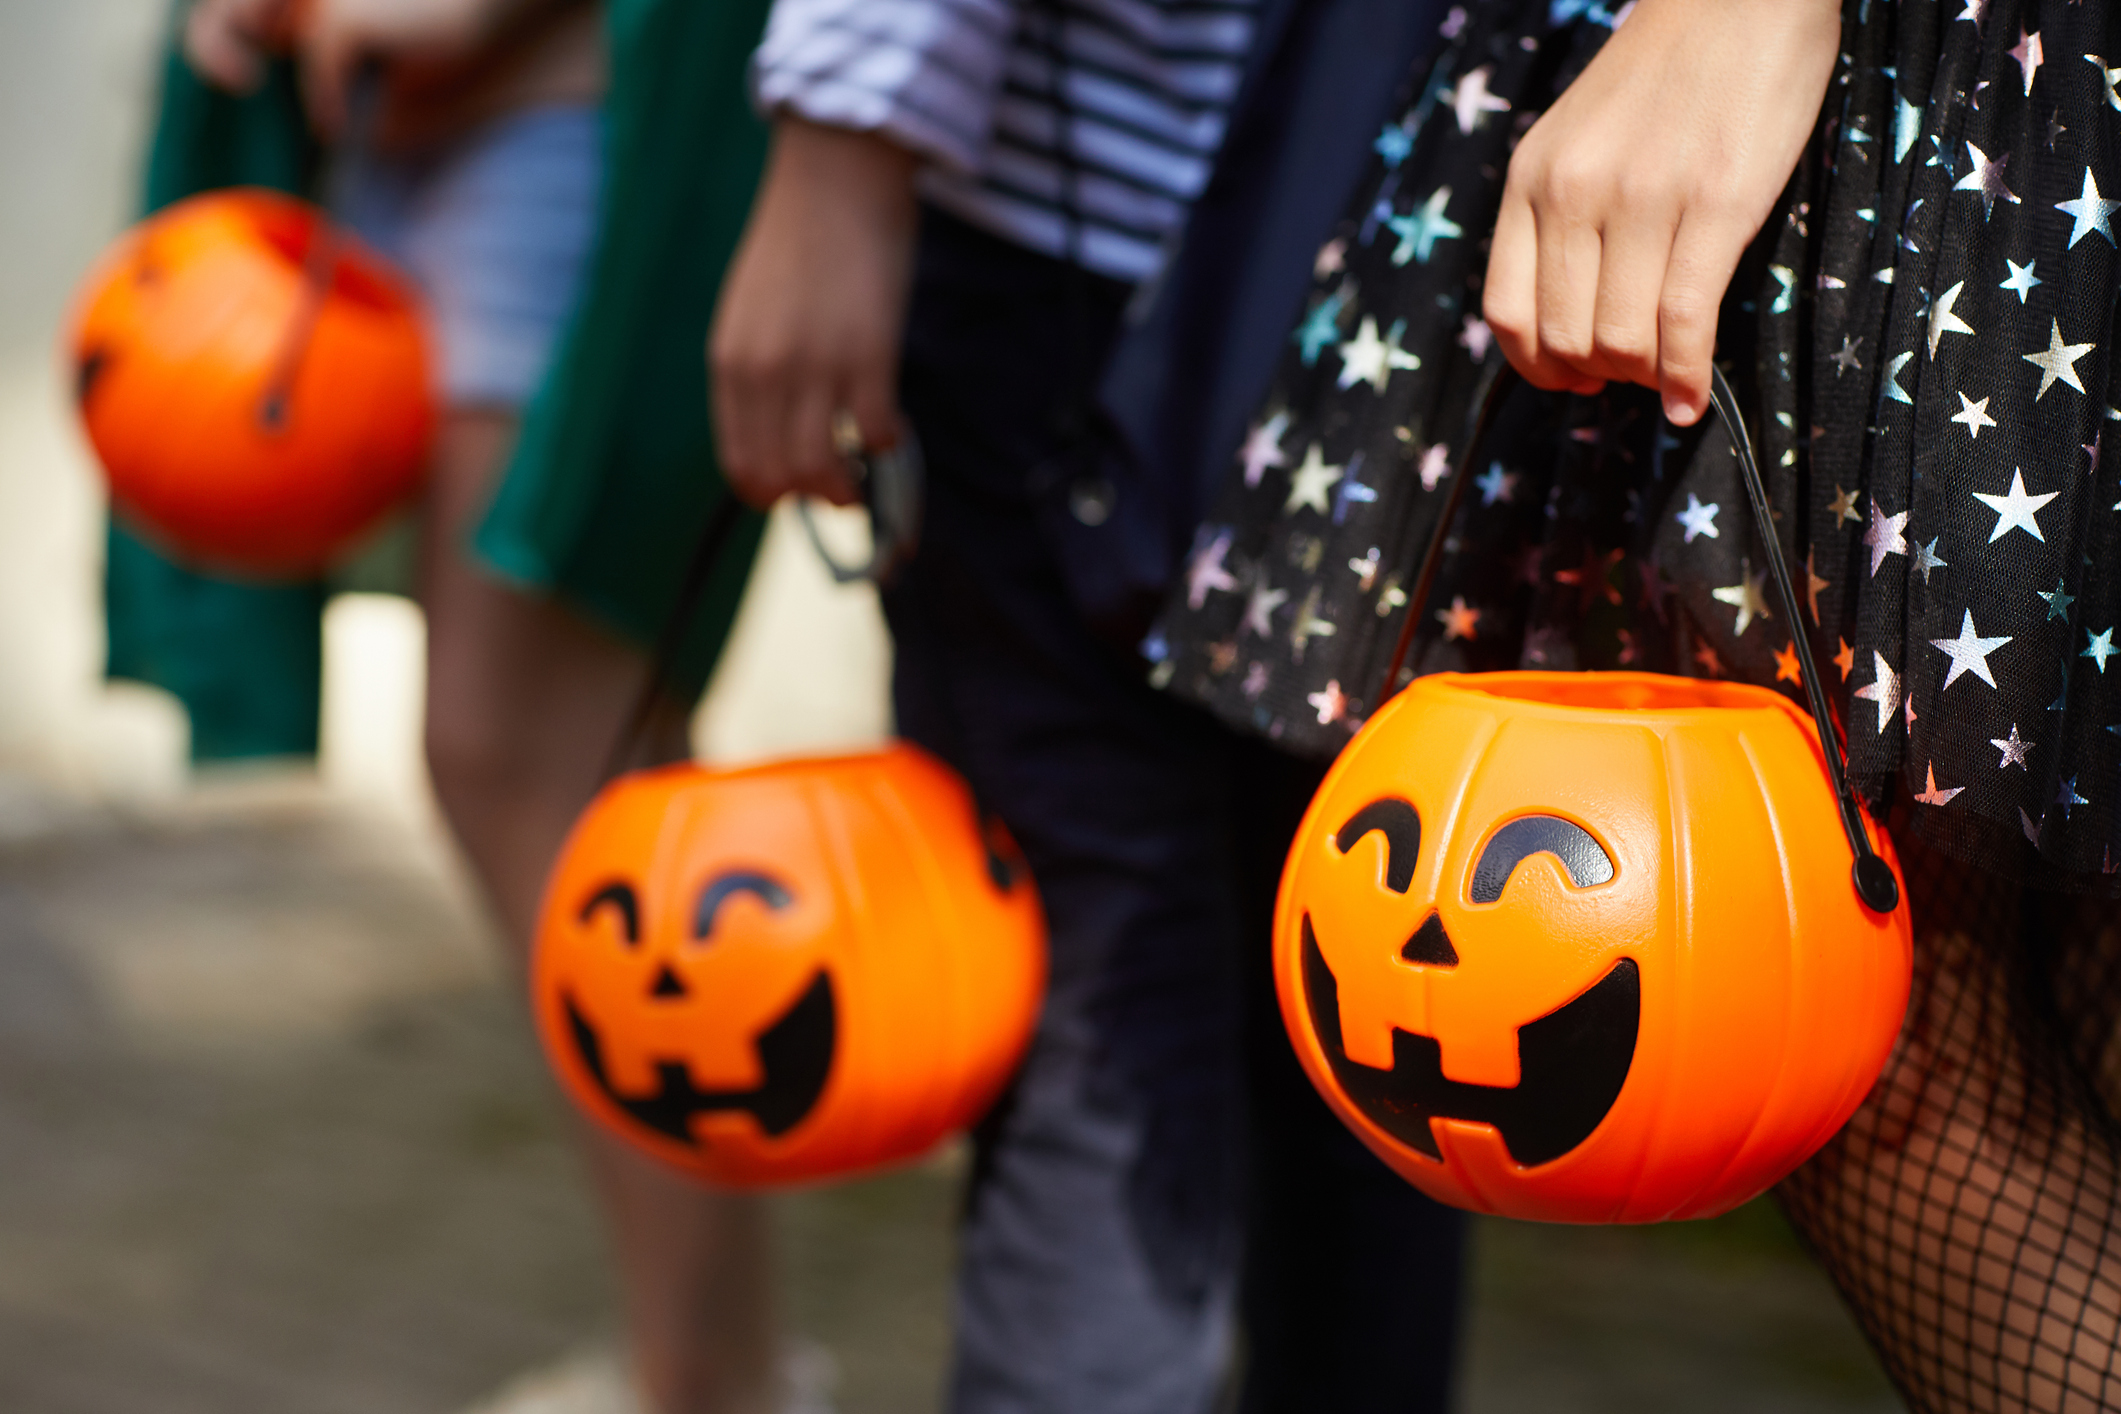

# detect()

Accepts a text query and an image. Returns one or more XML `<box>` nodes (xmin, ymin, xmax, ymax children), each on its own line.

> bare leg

<box><xmin>419</xmin><ymin>410</ymin><xmax>780</xmax><ymax>1414</ymax></box>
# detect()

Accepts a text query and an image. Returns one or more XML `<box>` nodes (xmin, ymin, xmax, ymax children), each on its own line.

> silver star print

<box><xmin>1883</xmin><ymin>351</ymin><xmax>1915</xmax><ymax>405</ymax></box>
<box><xmin>1242</xmin><ymin>579</ymin><xmax>1287</xmax><ymax>637</ymax></box>
<box><xmin>1991</xmin><ymin>723</ymin><xmax>2033</xmax><ymax>767</ymax></box>
<box><xmin>1332</xmin><ymin>463</ymin><xmax>1377</xmax><ymax>524</ymax></box>
<box><xmin>1770</xmin><ymin>265</ymin><xmax>1797</xmax><ymax>314</ymax></box>
<box><xmin>1239</xmin><ymin>411</ymin><xmax>1290</xmax><ymax>487</ymax></box>
<box><xmin>1458</xmin><ymin>316</ymin><xmax>1493</xmax><ymax>360</ymax></box>
<box><xmin>2023</xmin><ymin>319</ymin><xmax>2095</xmax><ymax>400</ymax></box>
<box><xmin>1284</xmin><ymin>443</ymin><xmax>1344</xmax><ymax>514</ymax></box>
<box><xmin>1435</xmin><ymin>596</ymin><xmax>1480</xmax><ymax>641</ymax></box>
<box><xmin>1335</xmin><ymin>316</ymin><xmax>1421</xmax><ymax>393</ymax></box>
<box><xmin>1895</xmin><ymin>95</ymin><xmax>1922</xmax><ymax>163</ymax></box>
<box><xmin>1915</xmin><ymin>763</ymin><xmax>1966</xmax><ymax>806</ymax></box>
<box><xmin>1676</xmin><ymin>493</ymin><xmax>1721</xmax><ymax>543</ymax></box>
<box><xmin>1387</xmin><ymin>187</ymin><xmax>1464</xmax><ymax>266</ymax></box>
<box><xmin>2057</xmin><ymin>776</ymin><xmax>2090</xmax><ymax>818</ymax></box>
<box><xmin>2056</xmin><ymin>167</ymin><xmax>2121</xmax><ymax>248</ymax></box>
<box><xmin>1853</xmin><ymin>651</ymin><xmax>1902</xmax><ymax>734</ymax></box>
<box><xmin>1348</xmin><ymin>548</ymin><xmax>1380</xmax><ymax>592</ymax></box>
<box><xmin>1417</xmin><ymin>444</ymin><xmax>1451</xmax><ymax>492</ymax></box>
<box><xmin>1711</xmin><ymin>560</ymin><xmax>1772</xmax><ymax>636</ymax></box>
<box><xmin>2090</xmin><ymin>54</ymin><xmax>2121</xmax><ymax>112</ymax></box>
<box><xmin>1293</xmin><ymin>289</ymin><xmax>1347</xmax><ymax>365</ymax></box>
<box><xmin>1830</xmin><ymin>336</ymin><xmax>1864</xmax><ymax>376</ymax></box>
<box><xmin>1974</xmin><ymin>468</ymin><xmax>2059</xmax><ymax>542</ymax></box>
<box><xmin>1288</xmin><ymin>585</ymin><xmax>1336</xmax><ymax>660</ymax></box>
<box><xmin>1306</xmin><ymin>679</ymin><xmax>1349</xmax><ymax>726</ymax></box>
<box><xmin>1185</xmin><ymin>530</ymin><xmax>1239</xmax><ymax>608</ymax></box>
<box><xmin>1865</xmin><ymin>500</ymin><xmax>1910</xmax><ymax>576</ymax></box>
<box><xmin>1446</xmin><ymin>65</ymin><xmax>1510</xmax><ymax>134</ymax></box>
<box><xmin>2039</xmin><ymin>577</ymin><xmax>2076</xmax><ymax>620</ymax></box>
<box><xmin>1930</xmin><ymin>609</ymin><xmax>2012</xmax><ymax>690</ymax></box>
<box><xmin>1474</xmin><ymin>462</ymin><xmax>1518</xmax><ymax>506</ymax></box>
<box><xmin>1951</xmin><ymin>391</ymin><xmax>1997</xmax><ymax>439</ymax></box>
<box><xmin>2011</xmin><ymin>28</ymin><xmax>2042</xmax><ymax>95</ymax></box>
<box><xmin>1926</xmin><ymin>280</ymin><xmax>1975</xmax><ymax>358</ymax></box>
<box><xmin>1806</xmin><ymin>547</ymin><xmax>1830</xmax><ymax>622</ymax></box>
<box><xmin>2084</xmin><ymin>626</ymin><xmax>2117</xmax><ymax>673</ymax></box>
<box><xmin>1913</xmin><ymin>536</ymin><xmax>1948</xmax><ymax>584</ymax></box>
<box><xmin>1954</xmin><ymin>143</ymin><xmax>2019</xmax><ymax>217</ymax></box>
<box><xmin>2001</xmin><ymin>259</ymin><xmax>2042</xmax><ymax>303</ymax></box>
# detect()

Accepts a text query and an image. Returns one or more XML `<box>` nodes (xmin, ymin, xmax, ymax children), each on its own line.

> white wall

<box><xmin>0</xmin><ymin>0</ymin><xmax>189</xmax><ymax>804</ymax></box>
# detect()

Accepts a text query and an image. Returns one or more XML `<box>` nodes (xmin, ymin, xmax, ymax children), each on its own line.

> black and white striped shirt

<box><xmin>752</xmin><ymin>0</ymin><xmax>1266</xmax><ymax>283</ymax></box>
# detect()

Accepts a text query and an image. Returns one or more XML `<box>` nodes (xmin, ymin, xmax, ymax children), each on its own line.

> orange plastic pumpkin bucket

<box><xmin>1275</xmin><ymin>368</ymin><xmax>1912</xmax><ymax>1223</ymax></box>
<box><xmin>532</xmin><ymin>741</ymin><xmax>1047</xmax><ymax>1188</ymax></box>
<box><xmin>67</xmin><ymin>188</ymin><xmax>434</xmax><ymax>576</ymax></box>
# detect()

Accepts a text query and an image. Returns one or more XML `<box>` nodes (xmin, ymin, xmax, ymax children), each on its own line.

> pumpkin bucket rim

<box><xmin>607</xmin><ymin>741</ymin><xmax>942</xmax><ymax>791</ymax></box>
<box><xmin>1407</xmin><ymin>670</ymin><xmax>1812</xmax><ymax>726</ymax></box>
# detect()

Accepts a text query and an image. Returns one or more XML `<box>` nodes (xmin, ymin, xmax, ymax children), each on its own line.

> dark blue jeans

<box><xmin>888</xmin><ymin>209</ymin><xmax>1467</xmax><ymax>1414</ymax></box>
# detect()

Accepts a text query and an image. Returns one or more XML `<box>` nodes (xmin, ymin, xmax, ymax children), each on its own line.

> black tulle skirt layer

<box><xmin>1156</xmin><ymin>0</ymin><xmax>2121</xmax><ymax>893</ymax></box>
<box><xmin>1149</xmin><ymin>2</ymin><xmax>2121</xmax><ymax>1409</ymax></box>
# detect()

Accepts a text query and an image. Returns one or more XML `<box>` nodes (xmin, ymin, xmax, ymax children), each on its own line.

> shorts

<box><xmin>331</xmin><ymin>103</ymin><xmax>603</xmax><ymax>410</ymax></box>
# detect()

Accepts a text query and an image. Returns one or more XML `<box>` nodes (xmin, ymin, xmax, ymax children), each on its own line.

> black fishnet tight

<box><xmin>1779</xmin><ymin>823</ymin><xmax>2121</xmax><ymax>1413</ymax></box>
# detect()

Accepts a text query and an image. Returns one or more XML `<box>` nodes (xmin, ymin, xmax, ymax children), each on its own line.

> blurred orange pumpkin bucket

<box><xmin>531</xmin><ymin>453</ymin><xmax>1047</xmax><ymax>1189</ymax></box>
<box><xmin>68</xmin><ymin>187</ymin><xmax>434</xmax><ymax>576</ymax></box>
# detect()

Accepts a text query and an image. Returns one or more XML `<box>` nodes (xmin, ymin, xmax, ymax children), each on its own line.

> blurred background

<box><xmin>0</xmin><ymin>2</ymin><xmax>1902</xmax><ymax>1411</ymax></box>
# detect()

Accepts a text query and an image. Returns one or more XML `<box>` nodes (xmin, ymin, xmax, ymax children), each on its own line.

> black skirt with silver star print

<box><xmin>1149</xmin><ymin>0</ymin><xmax>2121</xmax><ymax>891</ymax></box>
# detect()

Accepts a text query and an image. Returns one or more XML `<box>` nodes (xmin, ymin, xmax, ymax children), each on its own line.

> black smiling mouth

<box><xmin>565</xmin><ymin>969</ymin><xmax>837</xmax><ymax>1146</ymax></box>
<box><xmin>1300</xmin><ymin>917</ymin><xmax>1637</xmax><ymax>1168</ymax></box>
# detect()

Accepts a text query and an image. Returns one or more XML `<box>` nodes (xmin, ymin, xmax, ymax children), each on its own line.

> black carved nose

<box><xmin>1402</xmin><ymin>911</ymin><xmax>1460</xmax><ymax>967</ymax></box>
<box><xmin>649</xmin><ymin>964</ymin><xmax>688</xmax><ymax>999</ymax></box>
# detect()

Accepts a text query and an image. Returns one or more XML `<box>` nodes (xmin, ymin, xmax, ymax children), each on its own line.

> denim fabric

<box><xmin>331</xmin><ymin>103</ymin><xmax>603</xmax><ymax>409</ymax></box>
<box><xmin>891</xmin><ymin>208</ymin><xmax>1466</xmax><ymax>1414</ymax></box>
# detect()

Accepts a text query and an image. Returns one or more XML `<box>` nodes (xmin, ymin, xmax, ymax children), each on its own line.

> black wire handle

<box><xmin>1380</xmin><ymin>363</ymin><xmax>1900</xmax><ymax>915</ymax></box>
<box><xmin>794</xmin><ymin>435</ymin><xmax>926</xmax><ymax>585</ymax></box>
<box><xmin>599</xmin><ymin>493</ymin><xmax>752</xmax><ymax>784</ymax></box>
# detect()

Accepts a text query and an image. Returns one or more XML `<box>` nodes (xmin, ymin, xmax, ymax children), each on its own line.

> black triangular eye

<box><xmin>649</xmin><ymin>963</ymin><xmax>688</xmax><ymax>999</ymax></box>
<box><xmin>1336</xmin><ymin>797</ymin><xmax>1421</xmax><ymax>893</ymax></box>
<box><xmin>580</xmin><ymin>881</ymin><xmax>640</xmax><ymax>945</ymax></box>
<box><xmin>1401</xmin><ymin>912</ymin><xmax>1459</xmax><ymax>967</ymax></box>
<box><xmin>1469</xmin><ymin>816</ymin><xmax>1614</xmax><ymax>904</ymax></box>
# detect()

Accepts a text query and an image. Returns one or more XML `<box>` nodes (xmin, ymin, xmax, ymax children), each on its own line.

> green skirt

<box><xmin>111</xmin><ymin>0</ymin><xmax>772</xmax><ymax>758</ymax></box>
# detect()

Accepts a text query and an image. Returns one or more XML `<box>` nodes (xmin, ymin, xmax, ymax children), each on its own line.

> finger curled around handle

<box><xmin>1655</xmin><ymin>212</ymin><xmax>1747</xmax><ymax>428</ymax></box>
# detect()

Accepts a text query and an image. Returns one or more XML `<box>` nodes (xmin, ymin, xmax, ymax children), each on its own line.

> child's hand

<box><xmin>295</xmin><ymin>0</ymin><xmax>513</xmax><ymax>135</ymax></box>
<box><xmin>183</xmin><ymin>0</ymin><xmax>302</xmax><ymax>93</ymax></box>
<box><xmin>1482</xmin><ymin>0</ymin><xmax>1839</xmax><ymax>425</ymax></box>
<box><xmin>709</xmin><ymin>121</ymin><xmax>919</xmax><ymax>510</ymax></box>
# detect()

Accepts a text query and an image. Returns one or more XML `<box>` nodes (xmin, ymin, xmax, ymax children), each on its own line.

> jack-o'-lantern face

<box><xmin>533</xmin><ymin>744</ymin><xmax>1048</xmax><ymax>1189</ymax></box>
<box><xmin>1276</xmin><ymin>672</ymin><xmax>1911</xmax><ymax>1224</ymax></box>
<box><xmin>1300</xmin><ymin>798</ymin><xmax>1638</xmax><ymax>1170</ymax></box>
<box><xmin>560</xmin><ymin>869</ymin><xmax>836</xmax><ymax>1147</ymax></box>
